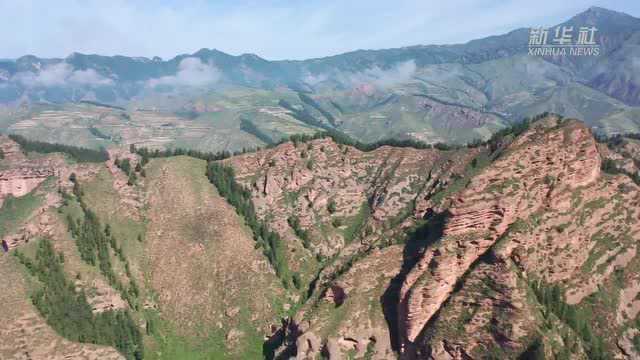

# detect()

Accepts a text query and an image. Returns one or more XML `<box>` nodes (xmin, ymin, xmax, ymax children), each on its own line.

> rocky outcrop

<box><xmin>2</xmin><ymin>193</ymin><xmax>61</xmax><ymax>252</ymax></box>
<box><xmin>225</xmin><ymin>137</ymin><xmax>470</xmax><ymax>280</ymax></box>
<box><xmin>105</xmin><ymin>148</ymin><xmax>143</xmax><ymax>219</ymax></box>
<box><xmin>0</xmin><ymin>167</ymin><xmax>53</xmax><ymax>207</ymax></box>
<box><xmin>0</xmin><ymin>248</ymin><xmax>123</xmax><ymax>359</ymax></box>
<box><xmin>272</xmin><ymin>246</ymin><xmax>404</xmax><ymax>360</ymax></box>
<box><xmin>398</xmin><ymin>116</ymin><xmax>602</xmax><ymax>351</ymax></box>
<box><xmin>0</xmin><ymin>135</ymin><xmax>27</xmax><ymax>163</ymax></box>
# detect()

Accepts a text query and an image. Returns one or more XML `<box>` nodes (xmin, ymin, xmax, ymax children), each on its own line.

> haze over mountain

<box><xmin>1</xmin><ymin>7</ymin><xmax>640</xmax><ymax>150</ymax></box>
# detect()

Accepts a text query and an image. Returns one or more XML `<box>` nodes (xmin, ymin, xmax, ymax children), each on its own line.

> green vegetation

<box><xmin>518</xmin><ymin>338</ymin><xmax>545</xmax><ymax>360</ymax></box>
<box><xmin>79</xmin><ymin>100</ymin><xmax>126</xmax><ymax>111</ymax></box>
<box><xmin>329</xmin><ymin>100</ymin><xmax>344</xmax><ymax>114</ymax></box>
<box><xmin>600</xmin><ymin>157</ymin><xmax>640</xmax><ymax>185</ymax></box>
<box><xmin>114</xmin><ymin>158</ymin><xmax>139</xmax><ymax>185</ymax></box>
<box><xmin>240</xmin><ymin>117</ymin><xmax>275</xmax><ymax>145</ymax></box>
<box><xmin>115</xmin><ymin>158</ymin><xmax>132</xmax><ymax>174</ymax></box>
<box><xmin>134</xmin><ymin>113</ymin><xmax>547</xmax><ymax>170</ymax></box>
<box><xmin>581</xmin><ymin>231</ymin><xmax>617</xmax><ymax>273</ymax></box>
<box><xmin>14</xmin><ymin>239</ymin><xmax>143</xmax><ymax>359</ymax></box>
<box><xmin>530</xmin><ymin>280</ymin><xmax>607</xmax><ymax>359</ymax></box>
<box><xmin>136</xmin><ymin>146</ymin><xmax>233</xmax><ymax>162</ymax></box>
<box><xmin>327</xmin><ymin>199</ymin><xmax>337</xmax><ymax>214</ymax></box>
<box><xmin>174</xmin><ymin>109</ymin><xmax>200</xmax><ymax>120</ymax></box>
<box><xmin>633</xmin><ymin>334</ymin><xmax>640</xmax><ymax>353</ymax></box>
<box><xmin>487</xmin><ymin>116</ymin><xmax>532</xmax><ymax>153</ymax></box>
<box><xmin>206</xmin><ymin>162</ymin><xmax>291</xmax><ymax>286</ymax></box>
<box><xmin>8</xmin><ymin>134</ymin><xmax>109</xmax><ymax>162</ymax></box>
<box><xmin>278</xmin><ymin>99</ymin><xmax>331</xmax><ymax>130</ymax></box>
<box><xmin>288</xmin><ymin>216</ymin><xmax>311</xmax><ymax>249</ymax></box>
<box><xmin>89</xmin><ymin>126</ymin><xmax>111</xmax><ymax>140</ymax></box>
<box><xmin>0</xmin><ymin>191</ymin><xmax>43</xmax><ymax>238</ymax></box>
<box><xmin>343</xmin><ymin>201</ymin><xmax>371</xmax><ymax>244</ymax></box>
<box><xmin>298</xmin><ymin>93</ymin><xmax>337</xmax><ymax>126</ymax></box>
<box><xmin>67</xmin><ymin>176</ymin><xmax>141</xmax><ymax>308</ymax></box>
<box><xmin>143</xmin><ymin>308</ymin><xmax>227</xmax><ymax>360</ymax></box>
<box><xmin>601</xmin><ymin>158</ymin><xmax>618</xmax><ymax>174</ymax></box>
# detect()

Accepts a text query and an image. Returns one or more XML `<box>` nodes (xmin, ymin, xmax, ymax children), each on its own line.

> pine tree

<box><xmin>127</xmin><ymin>171</ymin><xmax>137</xmax><ymax>186</ymax></box>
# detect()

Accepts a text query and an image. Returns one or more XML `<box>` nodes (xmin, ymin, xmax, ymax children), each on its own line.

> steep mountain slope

<box><xmin>223</xmin><ymin>136</ymin><xmax>478</xmax><ymax>290</ymax></box>
<box><xmin>0</xmin><ymin>220</ymin><xmax>124</xmax><ymax>360</ymax></box>
<box><xmin>143</xmin><ymin>156</ymin><xmax>288</xmax><ymax>358</ymax></box>
<box><xmin>0</xmin><ymin>135</ymin><xmax>294</xmax><ymax>359</ymax></box>
<box><xmin>259</xmin><ymin>115</ymin><xmax>640</xmax><ymax>359</ymax></box>
<box><xmin>3</xmin><ymin>113</ymin><xmax>640</xmax><ymax>359</ymax></box>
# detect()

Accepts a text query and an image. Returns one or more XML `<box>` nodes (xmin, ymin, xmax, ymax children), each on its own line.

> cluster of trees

<box><xmin>279</xmin><ymin>111</ymin><xmax>553</xmax><ymax>154</ymax></box>
<box><xmin>134</xmin><ymin>113</ymin><xmax>548</xmax><ymax>168</ymax></box>
<box><xmin>14</xmin><ymin>239</ymin><xmax>143</xmax><ymax>359</ymax></box>
<box><xmin>68</xmin><ymin>175</ymin><xmax>141</xmax><ymax>308</ymax></box>
<box><xmin>329</xmin><ymin>100</ymin><xmax>344</xmax><ymax>114</ymax></box>
<box><xmin>135</xmin><ymin>146</ymin><xmax>235</xmax><ymax>162</ymax></box>
<box><xmin>89</xmin><ymin>126</ymin><xmax>111</xmax><ymax>140</ymax></box>
<box><xmin>174</xmin><ymin>109</ymin><xmax>200</xmax><ymax>120</ymax></box>
<box><xmin>79</xmin><ymin>100</ymin><xmax>126</xmax><ymax>111</ymax></box>
<box><xmin>298</xmin><ymin>93</ymin><xmax>337</xmax><ymax>126</ymax></box>
<box><xmin>240</xmin><ymin>117</ymin><xmax>275</xmax><ymax>145</ymax></box>
<box><xmin>601</xmin><ymin>158</ymin><xmax>619</xmax><ymax>174</ymax></box>
<box><xmin>278</xmin><ymin>99</ymin><xmax>332</xmax><ymax>130</ymax></box>
<box><xmin>8</xmin><ymin>134</ymin><xmax>109</xmax><ymax>163</ymax></box>
<box><xmin>327</xmin><ymin>199</ymin><xmax>337</xmax><ymax>214</ymax></box>
<box><xmin>287</xmin><ymin>216</ymin><xmax>311</xmax><ymax>249</ymax></box>
<box><xmin>486</xmin><ymin>117</ymin><xmax>531</xmax><ymax>153</ymax></box>
<box><xmin>595</xmin><ymin>132</ymin><xmax>640</xmax><ymax>147</ymax></box>
<box><xmin>600</xmin><ymin>155</ymin><xmax>640</xmax><ymax>185</ymax></box>
<box><xmin>530</xmin><ymin>280</ymin><xmax>607</xmax><ymax>359</ymax></box>
<box><xmin>206</xmin><ymin>162</ymin><xmax>292</xmax><ymax>287</ymax></box>
<box><xmin>286</xmin><ymin>128</ymin><xmax>475</xmax><ymax>152</ymax></box>
<box><xmin>114</xmin><ymin>157</ymin><xmax>144</xmax><ymax>185</ymax></box>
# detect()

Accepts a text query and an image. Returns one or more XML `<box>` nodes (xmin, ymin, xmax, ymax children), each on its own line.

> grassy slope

<box><xmin>0</xmin><ymin>191</ymin><xmax>44</xmax><ymax>238</ymax></box>
<box><xmin>142</xmin><ymin>156</ymin><xmax>287</xmax><ymax>359</ymax></box>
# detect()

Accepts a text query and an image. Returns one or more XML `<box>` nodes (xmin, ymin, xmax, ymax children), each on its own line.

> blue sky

<box><xmin>1</xmin><ymin>0</ymin><xmax>638</xmax><ymax>60</ymax></box>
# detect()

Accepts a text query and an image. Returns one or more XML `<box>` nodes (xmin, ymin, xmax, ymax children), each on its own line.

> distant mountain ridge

<box><xmin>1</xmin><ymin>6</ymin><xmax>640</xmax><ymax>148</ymax></box>
<box><xmin>1</xmin><ymin>7</ymin><xmax>638</xmax><ymax>101</ymax></box>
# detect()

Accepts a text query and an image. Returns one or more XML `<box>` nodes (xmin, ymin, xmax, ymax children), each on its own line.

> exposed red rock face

<box><xmin>104</xmin><ymin>148</ymin><xmax>143</xmax><ymax>220</ymax></box>
<box><xmin>272</xmin><ymin>246</ymin><xmax>404</xmax><ymax>360</ymax></box>
<box><xmin>224</xmin><ymin>137</ymin><xmax>471</xmax><ymax>270</ymax></box>
<box><xmin>0</xmin><ymin>135</ymin><xmax>27</xmax><ymax>163</ymax></box>
<box><xmin>398</xmin><ymin>117</ymin><xmax>602</xmax><ymax>350</ymax></box>
<box><xmin>1</xmin><ymin>194</ymin><xmax>62</xmax><ymax>252</ymax></box>
<box><xmin>324</xmin><ymin>285</ymin><xmax>347</xmax><ymax>306</ymax></box>
<box><xmin>0</xmin><ymin>167</ymin><xmax>53</xmax><ymax>207</ymax></box>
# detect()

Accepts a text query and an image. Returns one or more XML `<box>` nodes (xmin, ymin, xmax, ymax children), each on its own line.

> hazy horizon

<box><xmin>2</xmin><ymin>0</ymin><xmax>639</xmax><ymax>61</ymax></box>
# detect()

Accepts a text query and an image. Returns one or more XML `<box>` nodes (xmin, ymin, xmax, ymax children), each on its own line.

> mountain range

<box><xmin>1</xmin><ymin>6</ymin><xmax>640</xmax><ymax>150</ymax></box>
<box><xmin>3</xmin><ymin>5</ymin><xmax>640</xmax><ymax>360</ymax></box>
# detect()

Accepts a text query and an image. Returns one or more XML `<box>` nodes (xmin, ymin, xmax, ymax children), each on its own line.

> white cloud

<box><xmin>0</xmin><ymin>0</ymin><xmax>637</xmax><ymax>61</ymax></box>
<box><xmin>14</xmin><ymin>63</ymin><xmax>71</xmax><ymax>87</ymax></box>
<box><xmin>302</xmin><ymin>73</ymin><xmax>329</xmax><ymax>86</ymax></box>
<box><xmin>68</xmin><ymin>68</ymin><xmax>113</xmax><ymax>85</ymax></box>
<box><xmin>341</xmin><ymin>60</ymin><xmax>418</xmax><ymax>89</ymax></box>
<box><xmin>147</xmin><ymin>57</ymin><xmax>220</xmax><ymax>88</ymax></box>
<box><xmin>13</xmin><ymin>62</ymin><xmax>112</xmax><ymax>87</ymax></box>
